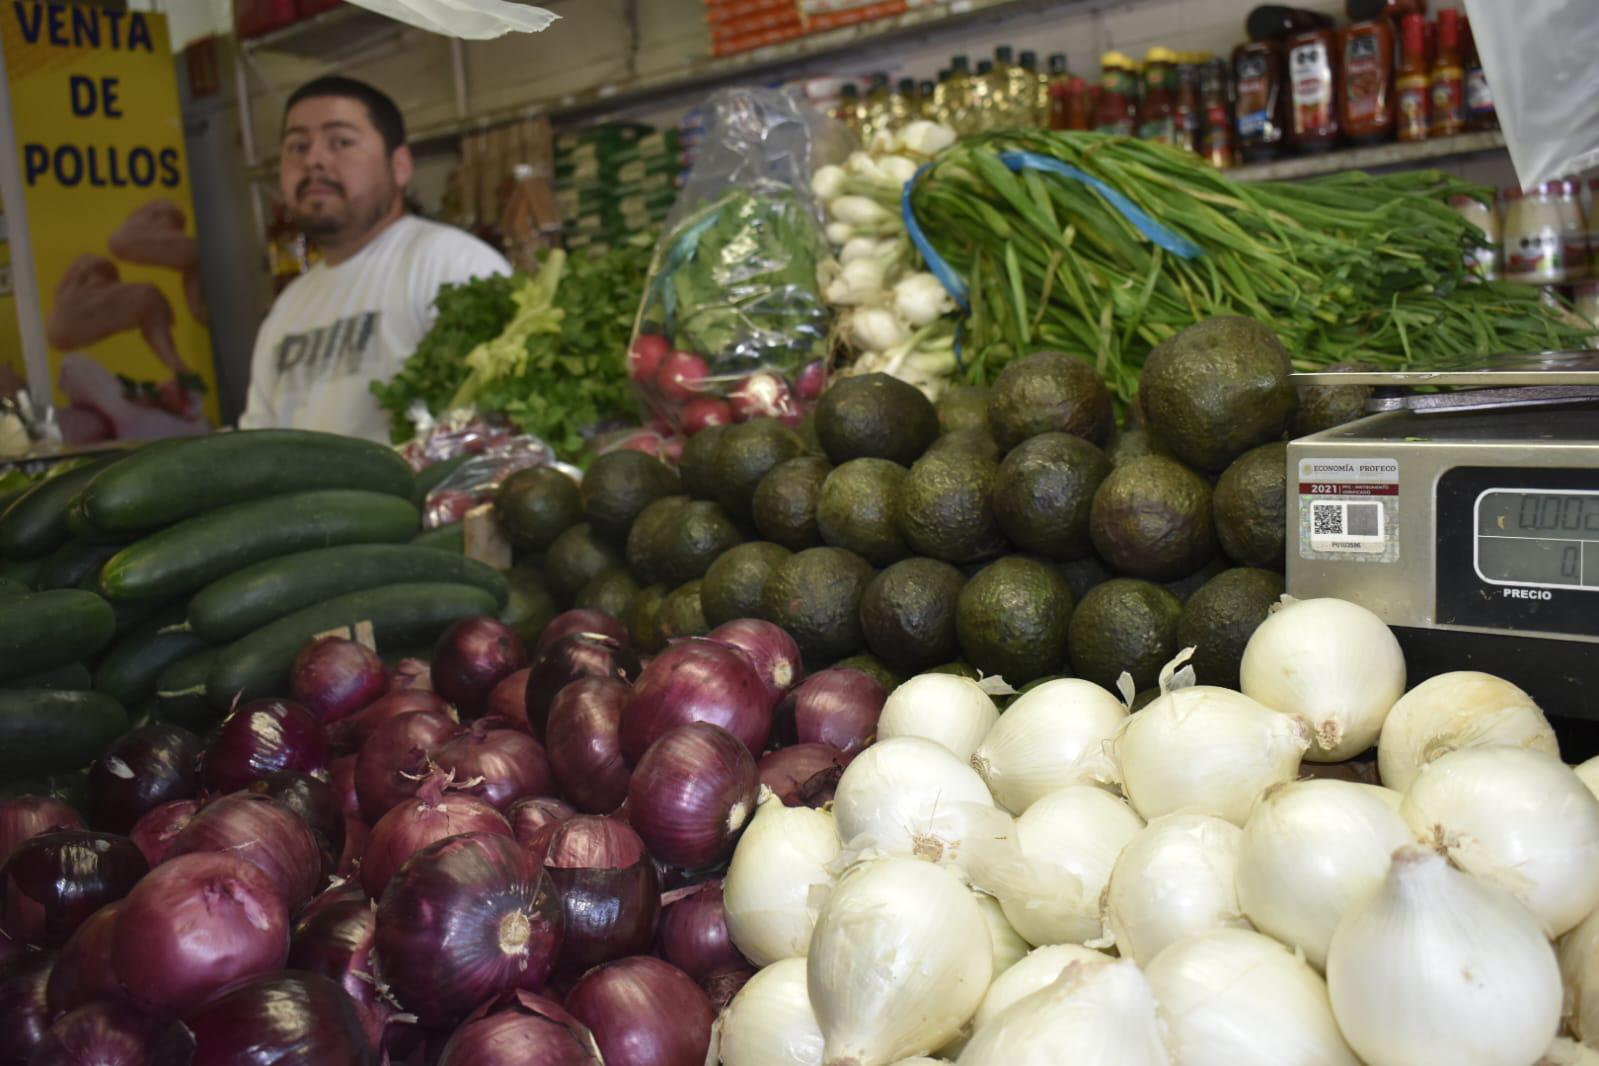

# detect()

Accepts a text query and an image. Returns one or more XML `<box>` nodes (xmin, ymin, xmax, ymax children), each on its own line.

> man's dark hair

<box><xmin>284</xmin><ymin>76</ymin><xmax>406</xmax><ymax>153</ymax></box>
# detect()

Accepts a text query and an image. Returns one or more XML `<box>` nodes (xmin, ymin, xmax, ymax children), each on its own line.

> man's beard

<box><xmin>291</xmin><ymin>177</ymin><xmax>395</xmax><ymax>242</ymax></box>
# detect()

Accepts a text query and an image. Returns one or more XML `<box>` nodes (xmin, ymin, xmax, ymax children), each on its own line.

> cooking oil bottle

<box><xmin>938</xmin><ymin>55</ymin><xmax>975</xmax><ymax>134</ymax></box>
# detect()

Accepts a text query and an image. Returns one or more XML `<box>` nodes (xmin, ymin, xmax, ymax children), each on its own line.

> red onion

<box><xmin>543</xmin><ymin>817</ymin><xmax>660</xmax><ymax>978</ymax></box>
<box><xmin>29</xmin><ymin>1001</ymin><xmax>168</xmax><ymax>1066</ymax></box>
<box><xmin>432</xmin><ymin>617</ymin><xmax>528</xmax><ymax>716</ymax></box>
<box><xmin>757</xmin><ymin>743</ymin><xmax>849</xmax><ymax>808</ymax></box>
<box><xmin>564</xmin><ymin>956</ymin><xmax>714</xmax><ymax>1066</ymax></box>
<box><xmin>375</xmin><ymin>832</ymin><xmax>563</xmax><ymax>1027</ymax></box>
<box><xmin>201</xmin><ymin>698</ymin><xmax>329</xmax><ymax>795</ymax></box>
<box><xmin>626</xmin><ymin>723</ymin><xmax>758</xmax><ymax>870</ymax></box>
<box><xmin>297</xmin><ymin>879</ymin><xmax>366</xmax><ymax>927</ymax></box>
<box><xmin>534</xmin><ymin>609</ymin><xmax>630</xmax><ymax>655</ymax></box>
<box><xmin>329</xmin><ymin>754</ymin><xmax>360</xmax><ymax>814</ymax></box>
<box><xmin>619</xmin><ymin>641</ymin><xmax>771</xmax><ymax>766</ymax></box>
<box><xmin>508</xmin><ymin>796</ymin><xmax>575</xmax><ymax>846</ymax></box>
<box><xmin>127</xmin><ymin>799</ymin><xmax>197</xmax><ymax>867</ymax></box>
<box><xmin>354</xmin><ymin>709</ymin><xmax>464</xmax><ymax>824</ymax></box>
<box><xmin>657</xmin><ymin>881</ymin><xmax>744</xmax><ymax>981</ymax></box>
<box><xmin>0</xmin><ymin>927</ymin><xmax>17</xmax><ymax>967</ymax></box>
<box><xmin>0</xmin><ymin>831</ymin><xmax>146</xmax><ymax>949</ymax></box>
<box><xmin>0</xmin><ymin>949</ymin><xmax>53</xmax><ymax>1063</ymax></box>
<box><xmin>110</xmin><ymin>851</ymin><xmax>289</xmax><ymax>1019</ymax></box>
<box><xmin>362</xmin><ymin>775</ymin><xmax>511</xmax><ymax>899</ymax></box>
<box><xmin>440</xmin><ymin>989</ymin><xmax>602</xmax><ymax>1065</ymax></box>
<box><xmin>46</xmin><ymin>901</ymin><xmax>124</xmax><ymax>1015</ymax></box>
<box><xmin>433</xmin><ymin>723</ymin><xmax>553</xmax><ymax>812</ymax></box>
<box><xmin>169</xmin><ymin>793</ymin><xmax>321</xmax><ymax>910</ymax></box>
<box><xmin>87</xmin><ymin>722</ymin><xmax>200</xmax><ymax>834</ymax></box>
<box><xmin>774</xmin><ymin>666</ymin><xmax>885</xmax><ymax>756</ymax></box>
<box><xmin>526</xmin><ymin>634</ymin><xmax>641</xmax><ymax>739</ymax></box>
<box><xmin>292</xmin><ymin>636</ymin><xmax>388</xmax><ymax>724</ymax></box>
<box><xmin>702</xmin><ymin>966</ymin><xmax>756</xmax><ymax>1011</ymax></box>
<box><xmin>289</xmin><ymin>897</ymin><xmax>389</xmax><ymax>1047</ymax></box>
<box><xmin>485</xmin><ymin>667</ymin><xmax>533</xmax><ymax>728</ymax></box>
<box><xmin>329</xmin><ymin>689</ymin><xmax>451</xmax><ymax>755</ymax></box>
<box><xmin>174</xmin><ymin>972</ymin><xmax>377</xmax><ymax>1065</ymax></box>
<box><xmin>247</xmin><ymin>771</ymin><xmax>345</xmax><ymax>880</ymax></box>
<box><xmin>337</xmin><ymin>816</ymin><xmax>369</xmax><ymax>882</ymax></box>
<box><xmin>388</xmin><ymin>656</ymin><xmax>434</xmax><ymax>691</ymax></box>
<box><xmin>706</xmin><ymin>619</ymin><xmax>804</xmax><ymax>707</ymax></box>
<box><xmin>545</xmin><ymin>678</ymin><xmax>632</xmax><ymax>814</ymax></box>
<box><xmin>0</xmin><ymin>796</ymin><xmax>84</xmax><ymax>866</ymax></box>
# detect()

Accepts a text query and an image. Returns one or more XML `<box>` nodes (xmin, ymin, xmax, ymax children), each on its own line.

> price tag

<box><xmin>464</xmin><ymin>503</ymin><xmax>513</xmax><ymax>570</ymax></box>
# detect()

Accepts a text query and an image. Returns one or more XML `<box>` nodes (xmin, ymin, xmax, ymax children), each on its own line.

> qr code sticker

<box><xmin>1313</xmin><ymin>502</ymin><xmax>1343</xmax><ymax>535</ymax></box>
<box><xmin>1311</xmin><ymin>501</ymin><xmax>1383</xmax><ymax>543</ymax></box>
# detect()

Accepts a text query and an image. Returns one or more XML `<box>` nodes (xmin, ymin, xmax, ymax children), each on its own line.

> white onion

<box><xmin>1326</xmin><ymin>843</ymin><xmax>1562</xmax><ymax>1066</ymax></box>
<box><xmin>987</xmin><ymin>786</ymin><xmax>1143</xmax><ymax>947</ymax></box>
<box><xmin>1144</xmin><ymin>928</ymin><xmax>1360</xmax><ymax>1066</ymax></box>
<box><xmin>1575</xmin><ymin>757</ymin><xmax>1599</xmax><ymax>803</ymax></box>
<box><xmin>969</xmin><ymin>679</ymin><xmax>1125</xmax><ymax>814</ymax></box>
<box><xmin>724</xmin><ymin>792</ymin><xmax>841</xmax><ymax>966</ymax></box>
<box><xmin>1101</xmin><ymin>812</ymin><xmax>1250</xmax><ymax>966</ymax></box>
<box><xmin>969</xmin><ymin>943</ymin><xmax>1107</xmax><ymax>1035</ymax></box>
<box><xmin>1234</xmin><ymin>778</ymin><xmax>1415</xmax><ymax>970</ymax></box>
<box><xmin>808</xmin><ymin>857</ymin><xmax>991</xmax><ymax>1064</ymax></box>
<box><xmin>1399</xmin><ymin>745</ymin><xmax>1599</xmax><ymax>936</ymax></box>
<box><xmin>1377</xmin><ymin>670</ymin><xmax>1558</xmax><ymax>792</ymax></box>
<box><xmin>1542</xmin><ymin>1038</ymin><xmax>1599</xmax><ymax>1065</ymax></box>
<box><xmin>718</xmin><ymin>957</ymin><xmax>823</xmax><ymax>1066</ymax></box>
<box><xmin>1113</xmin><ymin>683</ymin><xmax>1310</xmax><ymax>825</ymax></box>
<box><xmin>1239</xmin><ymin>596</ymin><xmax>1405</xmax><ymax>762</ymax></box>
<box><xmin>955</xmin><ymin>958</ymin><xmax>1170</xmax><ymax>1065</ymax></box>
<box><xmin>812</xmin><ymin>165</ymin><xmax>847</xmax><ymax>202</ymax></box>
<box><xmin>1557</xmin><ymin>903</ymin><xmax>1599</xmax><ymax>1046</ymax></box>
<box><xmin>878</xmin><ymin>675</ymin><xmax>998</xmax><ymax>762</ymax></box>
<box><xmin>972</xmin><ymin>891</ymin><xmax>1028</xmax><ymax>976</ymax></box>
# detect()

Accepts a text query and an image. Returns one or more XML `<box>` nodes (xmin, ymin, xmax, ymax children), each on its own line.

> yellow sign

<box><xmin>0</xmin><ymin>2</ymin><xmax>217</xmax><ymax>443</ymax></box>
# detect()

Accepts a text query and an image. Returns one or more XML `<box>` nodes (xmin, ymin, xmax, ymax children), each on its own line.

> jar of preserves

<box><xmin>1233</xmin><ymin>40</ymin><xmax>1286</xmax><ymax>160</ymax></box>
<box><xmin>1450</xmin><ymin>194</ymin><xmax>1499</xmax><ymax>281</ymax></box>
<box><xmin>1502</xmin><ymin>184</ymin><xmax>1569</xmax><ymax>285</ymax></box>
<box><xmin>1096</xmin><ymin>52</ymin><xmax>1139</xmax><ymax>135</ymax></box>
<box><xmin>1287</xmin><ymin>24</ymin><xmax>1340</xmax><ymax>151</ymax></box>
<box><xmin>1138</xmin><ymin>47</ymin><xmax>1179</xmax><ymax>145</ymax></box>
<box><xmin>1341</xmin><ymin>19</ymin><xmax>1394</xmax><ymax>144</ymax></box>
<box><xmin>1557</xmin><ymin>181</ymin><xmax>1588</xmax><ymax>282</ymax></box>
<box><xmin>1200</xmin><ymin>57</ymin><xmax>1235</xmax><ymax>168</ymax></box>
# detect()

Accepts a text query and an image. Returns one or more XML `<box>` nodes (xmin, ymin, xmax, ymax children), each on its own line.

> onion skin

<box><xmin>173</xmin><ymin>971</ymin><xmax>379</xmax><ymax>1065</ymax></box>
<box><xmin>509</xmin><ymin>797</ymin><xmax>576</xmax><ymax>846</ymax></box>
<box><xmin>0</xmin><ymin>949</ymin><xmax>53</xmax><ymax>1063</ymax></box>
<box><xmin>484</xmin><ymin>667</ymin><xmax>533</xmax><ymax>729</ymax></box>
<box><xmin>29</xmin><ymin>1001</ymin><xmax>168</xmax><ymax>1066</ymax></box>
<box><xmin>169</xmin><ymin>793</ymin><xmax>322</xmax><ymax>910</ymax></box>
<box><xmin>546</xmin><ymin>678</ymin><xmax>633</xmax><ymax>814</ymax></box>
<box><xmin>619</xmin><ymin>641</ymin><xmax>772</xmax><ymax>766</ymax></box>
<box><xmin>388</xmin><ymin>656</ymin><xmax>433</xmax><ymax>691</ymax></box>
<box><xmin>543</xmin><ymin>817</ymin><xmax>660</xmax><ymax>978</ymax></box>
<box><xmin>354</xmin><ymin>710</ymin><xmax>464</xmax><ymax>824</ymax></box>
<box><xmin>46</xmin><ymin>900</ymin><xmax>125</xmax><ymax>1015</ymax></box>
<box><xmin>362</xmin><ymin>777</ymin><xmax>512</xmax><ymax>899</ymax></box>
<box><xmin>433</xmin><ymin>723</ymin><xmax>554</xmax><ymax>812</ymax></box>
<box><xmin>328</xmin><ymin>690</ymin><xmax>452</xmax><ymax>756</ymax></box>
<box><xmin>247</xmin><ymin>771</ymin><xmax>346</xmax><ymax>883</ymax></box>
<box><xmin>526</xmin><ymin>634</ymin><xmax>642</xmax><ymax>740</ymax></box>
<box><xmin>110</xmin><ymin>851</ymin><xmax>290</xmax><ymax>1018</ymax></box>
<box><xmin>375</xmin><ymin>831</ymin><xmax>564</xmax><ymax>1027</ymax></box>
<box><xmin>87</xmin><ymin>722</ymin><xmax>201</xmax><ymax>834</ymax></box>
<box><xmin>773</xmin><ymin>667</ymin><xmax>885</xmax><ymax>756</ymax></box>
<box><xmin>706</xmin><ymin>619</ymin><xmax>804</xmax><ymax>707</ymax></box>
<box><xmin>127</xmin><ymin>799</ymin><xmax>198</xmax><ymax>868</ymax></box>
<box><xmin>535</xmin><ymin>609</ymin><xmax>630</xmax><ymax>655</ymax></box>
<box><xmin>657</xmin><ymin>881</ymin><xmax>744</xmax><ymax>981</ymax></box>
<box><xmin>627</xmin><ymin>723</ymin><xmax>759</xmax><ymax>870</ymax></box>
<box><xmin>289</xmin><ymin>897</ymin><xmax>389</xmax><ymax>1048</ymax></box>
<box><xmin>292</xmin><ymin>637</ymin><xmax>389</xmax><ymax>725</ymax></box>
<box><xmin>0</xmin><ymin>796</ymin><xmax>85</xmax><ymax>867</ymax></box>
<box><xmin>201</xmin><ymin>698</ymin><xmax>330</xmax><ymax>795</ymax></box>
<box><xmin>440</xmin><ymin>989</ymin><xmax>603</xmax><ymax>1065</ymax></box>
<box><xmin>564</xmin><ymin>956</ymin><xmax>715</xmax><ymax>1066</ymax></box>
<box><xmin>432</xmin><ymin>617</ymin><xmax>529</xmax><ymax>717</ymax></box>
<box><xmin>0</xmin><ymin>831</ymin><xmax>147</xmax><ymax>948</ymax></box>
<box><xmin>701</xmin><ymin>965</ymin><xmax>755</xmax><ymax>1012</ymax></box>
<box><xmin>757</xmin><ymin>744</ymin><xmax>848</xmax><ymax>808</ymax></box>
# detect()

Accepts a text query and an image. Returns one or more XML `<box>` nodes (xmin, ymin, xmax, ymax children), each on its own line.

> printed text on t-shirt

<box><xmin>274</xmin><ymin>311</ymin><xmax>380</xmax><ymax>379</ymax></box>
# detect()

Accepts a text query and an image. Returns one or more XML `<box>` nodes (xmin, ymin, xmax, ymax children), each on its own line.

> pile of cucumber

<box><xmin>0</xmin><ymin>429</ymin><xmax>511</xmax><ymax>788</ymax></box>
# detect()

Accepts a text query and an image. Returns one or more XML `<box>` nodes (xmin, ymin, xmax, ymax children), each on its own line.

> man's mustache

<box><xmin>297</xmin><ymin>178</ymin><xmax>344</xmax><ymax>199</ymax></box>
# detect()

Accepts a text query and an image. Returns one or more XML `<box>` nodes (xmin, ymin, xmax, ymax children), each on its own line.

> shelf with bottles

<box><xmin>1229</xmin><ymin>128</ymin><xmax>1505</xmax><ymax>183</ymax></box>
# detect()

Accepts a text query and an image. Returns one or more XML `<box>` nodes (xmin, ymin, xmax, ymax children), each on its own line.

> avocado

<box><xmin>928</xmin><ymin>661</ymin><xmax>982</xmax><ymax>680</ymax></box>
<box><xmin>659</xmin><ymin>580</ymin><xmax>709</xmax><ymax>639</ymax></box>
<box><xmin>955</xmin><ymin>555</ymin><xmax>1074</xmax><ymax>685</ymax></box>
<box><xmin>814</xmin><ymin>373</ymin><xmax>939</xmax><ymax>465</ymax></box>
<box><xmin>499</xmin><ymin>566</ymin><xmax>559</xmax><ymax>647</ymax></box>
<box><xmin>701</xmin><ymin>541</ymin><xmax>792</xmax><ymax>627</ymax></box>
<box><xmin>1089</xmin><ymin>455</ymin><xmax>1217</xmax><ymax>581</ymax></box>
<box><xmin>658</xmin><ymin>500</ymin><xmax>744</xmax><ymax>587</ymax></box>
<box><xmin>816</xmin><ymin>459</ymin><xmax>911</xmax><ymax>566</ymax></box>
<box><xmin>1140</xmin><ymin>316</ymin><xmax>1296</xmax><ymax>472</ymax></box>
<box><xmin>860</xmin><ymin>557</ymin><xmax>967</xmax><ymax>673</ymax></box>
<box><xmin>937</xmin><ymin>385</ymin><xmax>992</xmax><ymax>434</ymax></box>
<box><xmin>1058</xmin><ymin>554</ymin><xmax>1114</xmax><ymax>601</ymax></box>
<box><xmin>625</xmin><ymin>495</ymin><xmax>690</xmax><ymax>586</ymax></box>
<box><xmin>925</xmin><ymin>428</ymin><xmax>1002</xmax><ymax>463</ymax></box>
<box><xmin>494</xmin><ymin>466</ymin><xmax>583</xmax><ymax>553</ymax></box>
<box><xmin>580</xmin><ymin>450</ymin><xmax>682</xmax><ymax>544</ymax></box>
<box><xmin>679</xmin><ymin>424</ymin><xmax>731</xmax><ymax>501</ymax></box>
<box><xmin>574</xmin><ymin>567</ymin><xmax>640</xmax><ymax>621</ymax></box>
<box><xmin>715</xmin><ymin>419</ymin><xmax>808</xmax><ymax>526</ymax></box>
<box><xmin>792</xmin><ymin>415</ymin><xmax>825</xmax><ymax>457</ymax></box>
<box><xmin>1067</xmin><ymin>578</ymin><xmax>1182</xmax><ymax>691</ymax></box>
<box><xmin>627</xmin><ymin>583</ymin><xmax>669</xmax><ymax>653</ymax></box>
<box><xmin>831</xmin><ymin>654</ymin><xmax>903</xmax><ymax>692</ymax></box>
<box><xmin>1105</xmin><ymin>427</ymin><xmax>1175</xmax><ymax>467</ymax></box>
<box><xmin>752</xmin><ymin>456</ymin><xmax>831</xmax><ymax>551</ymax></box>
<box><xmin>1163</xmin><ymin>554</ymin><xmax>1230</xmax><ymax>603</ymax></box>
<box><xmin>987</xmin><ymin>351</ymin><xmax>1114</xmax><ymax>450</ymax></box>
<box><xmin>991</xmin><ymin>432</ymin><xmax>1112</xmax><ymax>561</ymax></box>
<box><xmin>895</xmin><ymin>449</ymin><xmax>1007</xmax><ymax>564</ymax></box>
<box><xmin>1292</xmin><ymin>364</ymin><xmax>1373</xmax><ymax>437</ymax></box>
<box><xmin>1214</xmin><ymin>442</ymin><xmax>1288</xmax><ymax>569</ymax></box>
<box><xmin>544</xmin><ymin>523</ymin><xmax>625</xmax><ymax>605</ymax></box>
<box><xmin>1177</xmin><ymin>567</ymin><xmax>1286</xmax><ymax>688</ymax></box>
<box><xmin>761</xmin><ymin>547</ymin><xmax>876</xmax><ymax>666</ymax></box>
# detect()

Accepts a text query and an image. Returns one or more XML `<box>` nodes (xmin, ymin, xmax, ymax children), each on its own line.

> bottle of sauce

<box><xmin>1048</xmin><ymin>53</ymin><xmax>1071</xmax><ymax>129</ymax></box>
<box><xmin>1095</xmin><ymin>52</ymin><xmax>1139</xmax><ymax>135</ymax></box>
<box><xmin>1558</xmin><ymin>181</ymin><xmax>1588</xmax><ymax>282</ymax></box>
<box><xmin>1394</xmin><ymin>14</ymin><xmax>1428</xmax><ymax>143</ymax></box>
<box><xmin>1233</xmin><ymin>40</ymin><xmax>1286</xmax><ymax>160</ymax></box>
<box><xmin>1245</xmin><ymin>5</ymin><xmax>1335</xmax><ymax>42</ymax></box>
<box><xmin>1502</xmin><ymin>184</ymin><xmax>1568</xmax><ymax>286</ymax></box>
<box><xmin>1175</xmin><ymin>57</ymin><xmax>1202</xmax><ymax>152</ymax></box>
<box><xmin>1429</xmin><ymin>9</ymin><xmax>1464</xmax><ymax>138</ymax></box>
<box><xmin>1067</xmin><ymin>74</ymin><xmax>1095</xmax><ymax>131</ymax></box>
<box><xmin>1019</xmin><ymin>50</ymin><xmax>1047</xmax><ymax>127</ymax></box>
<box><xmin>1462</xmin><ymin>16</ymin><xmax>1496</xmax><ymax>131</ymax></box>
<box><xmin>1345</xmin><ymin>0</ymin><xmax>1426</xmax><ymax>17</ymax></box>
<box><xmin>1450</xmin><ymin>193</ymin><xmax>1499</xmax><ymax>280</ymax></box>
<box><xmin>1288</xmin><ymin>23</ymin><xmax>1340</xmax><ymax>152</ymax></box>
<box><xmin>1138</xmin><ymin>47</ymin><xmax>1179</xmax><ymax>145</ymax></box>
<box><xmin>1200</xmin><ymin>57</ymin><xmax>1236</xmax><ymax>168</ymax></box>
<box><xmin>1341</xmin><ymin>18</ymin><xmax>1393</xmax><ymax>144</ymax></box>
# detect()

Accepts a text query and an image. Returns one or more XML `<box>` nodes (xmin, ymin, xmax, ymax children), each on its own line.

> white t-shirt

<box><xmin>241</xmin><ymin>215</ymin><xmax>511</xmax><ymax>442</ymax></box>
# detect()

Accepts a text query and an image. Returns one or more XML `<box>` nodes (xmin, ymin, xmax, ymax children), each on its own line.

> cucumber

<box><xmin>206</xmin><ymin>582</ymin><xmax>499</xmax><ymax>708</ymax></box>
<box><xmin>412</xmin><ymin>522</ymin><xmax>465</xmax><ymax>553</ymax></box>
<box><xmin>79</xmin><ymin>429</ymin><xmax>416</xmax><ymax>533</ymax></box>
<box><xmin>413</xmin><ymin>454</ymin><xmax>471</xmax><ymax>506</ymax></box>
<box><xmin>188</xmin><ymin>543</ymin><xmax>508</xmax><ymax>643</ymax></box>
<box><xmin>99</xmin><ymin>490</ymin><xmax>421</xmax><ymax>603</ymax></box>
<box><xmin>0</xmin><ymin>590</ymin><xmax>117</xmax><ymax>681</ymax></box>
<box><xmin>34</xmin><ymin>538</ymin><xmax>127</xmax><ymax>591</ymax></box>
<box><xmin>0</xmin><ymin>557</ymin><xmax>42</xmax><ymax>586</ymax></box>
<box><xmin>155</xmin><ymin>648</ymin><xmax>223</xmax><ymax>731</ymax></box>
<box><xmin>0</xmin><ymin>769</ymin><xmax>89</xmax><ymax>812</ymax></box>
<box><xmin>0</xmin><ymin>689</ymin><xmax>127</xmax><ymax>778</ymax></box>
<box><xmin>64</xmin><ymin>493</ymin><xmax>130</xmax><ymax>544</ymax></box>
<box><xmin>0</xmin><ymin>454</ymin><xmax>123</xmax><ymax>560</ymax></box>
<box><xmin>0</xmin><ymin>576</ymin><xmax>27</xmax><ymax>599</ymax></box>
<box><xmin>96</xmin><ymin>605</ymin><xmax>209</xmax><ymax>707</ymax></box>
<box><xmin>1</xmin><ymin>662</ymin><xmax>92</xmax><ymax>690</ymax></box>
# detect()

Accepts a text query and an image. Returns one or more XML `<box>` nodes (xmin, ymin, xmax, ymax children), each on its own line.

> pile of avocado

<box><xmin>493</xmin><ymin>315</ymin><xmax>1369</xmax><ymax>696</ymax></box>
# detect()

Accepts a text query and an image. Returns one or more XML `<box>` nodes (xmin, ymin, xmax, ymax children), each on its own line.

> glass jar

<box><xmin>1450</xmin><ymin>194</ymin><xmax>1498</xmax><ymax>280</ymax></box>
<box><xmin>1502</xmin><ymin>184</ymin><xmax>1568</xmax><ymax>285</ymax></box>
<box><xmin>1557</xmin><ymin>181</ymin><xmax>1588</xmax><ymax>282</ymax></box>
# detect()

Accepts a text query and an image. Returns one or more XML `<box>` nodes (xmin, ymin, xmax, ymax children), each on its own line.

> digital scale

<box><xmin>1286</xmin><ymin>353</ymin><xmax>1599</xmax><ymax>737</ymax></box>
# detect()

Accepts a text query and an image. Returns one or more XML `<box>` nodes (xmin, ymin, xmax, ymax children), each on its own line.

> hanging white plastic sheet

<box><xmin>342</xmin><ymin>0</ymin><xmax>558</xmax><ymax>39</ymax></box>
<box><xmin>1463</xmin><ymin>0</ymin><xmax>1599</xmax><ymax>188</ymax></box>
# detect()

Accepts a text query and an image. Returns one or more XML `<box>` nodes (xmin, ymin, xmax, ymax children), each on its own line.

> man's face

<box><xmin>280</xmin><ymin>95</ymin><xmax>405</xmax><ymax>241</ymax></box>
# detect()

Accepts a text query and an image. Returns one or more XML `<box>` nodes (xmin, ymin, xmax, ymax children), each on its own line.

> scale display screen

<box><xmin>1475</xmin><ymin>490</ymin><xmax>1599</xmax><ymax>590</ymax></box>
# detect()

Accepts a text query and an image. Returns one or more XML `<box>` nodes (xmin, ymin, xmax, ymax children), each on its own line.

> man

<box><xmin>241</xmin><ymin>77</ymin><xmax>510</xmax><ymax>441</ymax></box>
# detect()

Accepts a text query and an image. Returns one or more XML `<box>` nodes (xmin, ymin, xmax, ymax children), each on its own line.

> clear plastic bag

<box><xmin>1463</xmin><ymin>0</ymin><xmax>1599</xmax><ymax>187</ymax></box>
<box><xmin>405</xmin><ymin>407</ymin><xmax>563</xmax><ymax>529</ymax></box>
<box><xmin>626</xmin><ymin>88</ymin><xmax>832</xmax><ymax>433</ymax></box>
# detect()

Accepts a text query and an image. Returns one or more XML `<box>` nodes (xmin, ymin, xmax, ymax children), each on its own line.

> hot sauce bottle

<box><xmin>1340</xmin><ymin>18</ymin><xmax>1394</xmax><ymax>144</ymax></box>
<box><xmin>1095</xmin><ymin>52</ymin><xmax>1139</xmax><ymax>135</ymax></box>
<box><xmin>1138</xmin><ymin>47</ymin><xmax>1180</xmax><ymax>145</ymax></box>
<box><xmin>1394</xmin><ymin>13</ymin><xmax>1429</xmax><ymax>142</ymax></box>
<box><xmin>1287</xmin><ymin>23</ymin><xmax>1340</xmax><ymax>152</ymax></box>
<box><xmin>1429</xmin><ymin>8</ymin><xmax>1465</xmax><ymax>138</ymax></box>
<box><xmin>1200</xmin><ymin>57</ymin><xmax>1236</xmax><ymax>168</ymax></box>
<box><xmin>1233</xmin><ymin>40</ymin><xmax>1286</xmax><ymax>160</ymax></box>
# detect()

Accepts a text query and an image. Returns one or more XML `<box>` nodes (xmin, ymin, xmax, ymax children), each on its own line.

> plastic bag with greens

<box><xmin>627</xmin><ymin>88</ymin><xmax>831</xmax><ymax>433</ymax></box>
